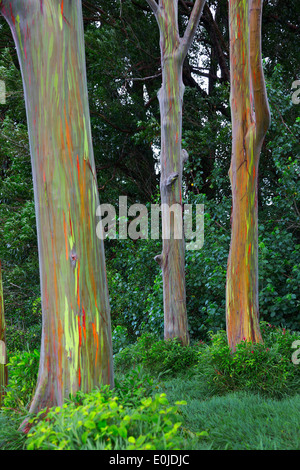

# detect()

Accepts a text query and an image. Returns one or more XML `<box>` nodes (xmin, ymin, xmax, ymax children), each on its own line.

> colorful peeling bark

<box><xmin>226</xmin><ymin>0</ymin><xmax>270</xmax><ymax>350</ymax></box>
<box><xmin>0</xmin><ymin>260</ymin><xmax>8</xmax><ymax>408</ymax></box>
<box><xmin>146</xmin><ymin>0</ymin><xmax>206</xmax><ymax>345</ymax></box>
<box><xmin>0</xmin><ymin>0</ymin><xmax>114</xmax><ymax>416</ymax></box>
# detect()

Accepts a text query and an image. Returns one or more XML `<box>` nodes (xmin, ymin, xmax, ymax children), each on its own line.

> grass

<box><xmin>1</xmin><ymin>326</ymin><xmax>300</xmax><ymax>450</ymax></box>
<box><xmin>157</xmin><ymin>375</ymin><xmax>300</xmax><ymax>450</ymax></box>
<box><xmin>0</xmin><ymin>412</ymin><xmax>28</xmax><ymax>450</ymax></box>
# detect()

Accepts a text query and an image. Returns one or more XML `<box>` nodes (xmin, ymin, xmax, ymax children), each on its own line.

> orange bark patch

<box><xmin>82</xmin><ymin>305</ymin><xmax>86</xmax><ymax>340</ymax></box>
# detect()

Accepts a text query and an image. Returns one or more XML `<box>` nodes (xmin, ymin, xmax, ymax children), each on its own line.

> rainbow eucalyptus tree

<box><xmin>0</xmin><ymin>260</ymin><xmax>7</xmax><ymax>408</ymax></box>
<box><xmin>226</xmin><ymin>0</ymin><xmax>270</xmax><ymax>350</ymax></box>
<box><xmin>146</xmin><ymin>0</ymin><xmax>206</xmax><ymax>345</ymax></box>
<box><xmin>0</xmin><ymin>0</ymin><xmax>114</xmax><ymax>418</ymax></box>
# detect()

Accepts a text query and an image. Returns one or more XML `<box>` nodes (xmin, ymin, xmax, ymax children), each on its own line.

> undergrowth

<box><xmin>0</xmin><ymin>321</ymin><xmax>299</xmax><ymax>450</ymax></box>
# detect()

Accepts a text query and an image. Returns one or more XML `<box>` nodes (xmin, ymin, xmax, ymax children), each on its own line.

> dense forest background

<box><xmin>0</xmin><ymin>0</ymin><xmax>299</xmax><ymax>352</ymax></box>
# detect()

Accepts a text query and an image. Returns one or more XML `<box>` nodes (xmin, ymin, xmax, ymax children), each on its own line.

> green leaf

<box><xmin>118</xmin><ymin>426</ymin><xmax>128</xmax><ymax>439</ymax></box>
<box><xmin>135</xmin><ymin>435</ymin><xmax>146</xmax><ymax>447</ymax></box>
<box><xmin>84</xmin><ymin>420</ymin><xmax>96</xmax><ymax>430</ymax></box>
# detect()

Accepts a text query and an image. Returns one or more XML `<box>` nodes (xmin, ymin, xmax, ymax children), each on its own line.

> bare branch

<box><xmin>179</xmin><ymin>0</ymin><xmax>206</xmax><ymax>59</ymax></box>
<box><xmin>125</xmin><ymin>72</ymin><xmax>162</xmax><ymax>84</ymax></box>
<box><xmin>249</xmin><ymin>0</ymin><xmax>271</xmax><ymax>145</ymax></box>
<box><xmin>145</xmin><ymin>0</ymin><xmax>159</xmax><ymax>15</ymax></box>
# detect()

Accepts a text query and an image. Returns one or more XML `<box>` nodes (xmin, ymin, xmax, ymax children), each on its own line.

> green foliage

<box><xmin>258</xmin><ymin>229</ymin><xmax>300</xmax><ymax>330</ymax></box>
<box><xmin>196</xmin><ymin>323</ymin><xmax>300</xmax><ymax>398</ymax></box>
<box><xmin>114</xmin><ymin>332</ymin><xmax>201</xmax><ymax>377</ymax></box>
<box><xmin>6</xmin><ymin>323</ymin><xmax>41</xmax><ymax>352</ymax></box>
<box><xmin>109</xmin><ymin>191</ymin><xmax>299</xmax><ymax>342</ymax></box>
<box><xmin>26</xmin><ymin>387</ymin><xmax>186</xmax><ymax>450</ymax></box>
<box><xmin>1</xmin><ymin>321</ymin><xmax>299</xmax><ymax>450</ymax></box>
<box><xmin>111</xmin><ymin>325</ymin><xmax>131</xmax><ymax>355</ymax></box>
<box><xmin>114</xmin><ymin>366</ymin><xmax>156</xmax><ymax>407</ymax></box>
<box><xmin>4</xmin><ymin>295</ymin><xmax>42</xmax><ymax>352</ymax></box>
<box><xmin>2</xmin><ymin>349</ymin><xmax>40</xmax><ymax>411</ymax></box>
<box><xmin>0</xmin><ymin>413</ymin><xmax>28</xmax><ymax>450</ymax></box>
<box><xmin>106</xmin><ymin>230</ymin><xmax>162</xmax><ymax>340</ymax></box>
<box><xmin>162</xmin><ymin>385</ymin><xmax>300</xmax><ymax>450</ymax></box>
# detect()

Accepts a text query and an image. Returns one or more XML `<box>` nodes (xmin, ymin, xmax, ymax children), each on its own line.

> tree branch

<box><xmin>249</xmin><ymin>0</ymin><xmax>271</xmax><ymax>146</ymax></box>
<box><xmin>179</xmin><ymin>0</ymin><xmax>206</xmax><ymax>59</ymax></box>
<box><xmin>145</xmin><ymin>0</ymin><xmax>159</xmax><ymax>15</ymax></box>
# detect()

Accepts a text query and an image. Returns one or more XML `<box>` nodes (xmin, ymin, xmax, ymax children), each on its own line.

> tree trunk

<box><xmin>0</xmin><ymin>0</ymin><xmax>114</xmax><ymax>418</ymax></box>
<box><xmin>0</xmin><ymin>260</ymin><xmax>8</xmax><ymax>408</ymax></box>
<box><xmin>147</xmin><ymin>0</ymin><xmax>206</xmax><ymax>345</ymax></box>
<box><xmin>226</xmin><ymin>0</ymin><xmax>270</xmax><ymax>350</ymax></box>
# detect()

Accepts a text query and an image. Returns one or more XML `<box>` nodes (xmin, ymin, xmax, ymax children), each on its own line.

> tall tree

<box><xmin>0</xmin><ymin>260</ymin><xmax>7</xmax><ymax>408</ymax></box>
<box><xmin>0</xmin><ymin>0</ymin><xmax>114</xmax><ymax>419</ymax></box>
<box><xmin>226</xmin><ymin>0</ymin><xmax>271</xmax><ymax>350</ymax></box>
<box><xmin>146</xmin><ymin>0</ymin><xmax>206</xmax><ymax>345</ymax></box>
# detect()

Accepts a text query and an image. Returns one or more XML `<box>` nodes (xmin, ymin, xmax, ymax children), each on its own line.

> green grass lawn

<box><xmin>157</xmin><ymin>375</ymin><xmax>300</xmax><ymax>450</ymax></box>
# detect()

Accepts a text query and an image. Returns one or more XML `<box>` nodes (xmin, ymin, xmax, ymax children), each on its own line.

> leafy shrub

<box><xmin>142</xmin><ymin>338</ymin><xmax>201</xmax><ymax>375</ymax></box>
<box><xmin>106</xmin><ymin>235</ymin><xmax>162</xmax><ymax>341</ymax></box>
<box><xmin>112</xmin><ymin>325</ymin><xmax>131</xmax><ymax>355</ymax></box>
<box><xmin>26</xmin><ymin>387</ymin><xmax>186</xmax><ymax>450</ymax></box>
<box><xmin>114</xmin><ymin>332</ymin><xmax>201</xmax><ymax>376</ymax></box>
<box><xmin>114</xmin><ymin>366</ymin><xmax>156</xmax><ymax>407</ymax></box>
<box><xmin>3</xmin><ymin>349</ymin><xmax>40</xmax><ymax>411</ymax></box>
<box><xmin>196</xmin><ymin>323</ymin><xmax>300</xmax><ymax>398</ymax></box>
<box><xmin>113</xmin><ymin>332</ymin><xmax>156</xmax><ymax>372</ymax></box>
<box><xmin>6</xmin><ymin>324</ymin><xmax>41</xmax><ymax>352</ymax></box>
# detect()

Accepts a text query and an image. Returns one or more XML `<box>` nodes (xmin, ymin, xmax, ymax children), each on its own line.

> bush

<box><xmin>114</xmin><ymin>366</ymin><xmax>156</xmax><ymax>407</ymax></box>
<box><xmin>26</xmin><ymin>386</ymin><xmax>187</xmax><ymax>450</ymax></box>
<box><xmin>3</xmin><ymin>349</ymin><xmax>40</xmax><ymax>411</ymax></box>
<box><xmin>112</xmin><ymin>325</ymin><xmax>131</xmax><ymax>355</ymax></box>
<box><xmin>196</xmin><ymin>323</ymin><xmax>300</xmax><ymax>398</ymax></box>
<box><xmin>6</xmin><ymin>324</ymin><xmax>41</xmax><ymax>352</ymax></box>
<box><xmin>114</xmin><ymin>332</ymin><xmax>201</xmax><ymax>376</ymax></box>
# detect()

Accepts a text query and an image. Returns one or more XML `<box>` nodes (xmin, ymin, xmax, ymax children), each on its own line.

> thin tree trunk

<box><xmin>147</xmin><ymin>0</ymin><xmax>206</xmax><ymax>345</ymax></box>
<box><xmin>0</xmin><ymin>0</ymin><xmax>114</xmax><ymax>419</ymax></box>
<box><xmin>0</xmin><ymin>260</ymin><xmax>8</xmax><ymax>408</ymax></box>
<box><xmin>226</xmin><ymin>0</ymin><xmax>270</xmax><ymax>350</ymax></box>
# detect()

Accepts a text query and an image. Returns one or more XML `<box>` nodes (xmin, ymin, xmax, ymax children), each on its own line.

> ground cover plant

<box><xmin>0</xmin><ymin>322</ymin><xmax>299</xmax><ymax>450</ymax></box>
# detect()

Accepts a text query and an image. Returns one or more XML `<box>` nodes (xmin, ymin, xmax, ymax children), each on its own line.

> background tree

<box><xmin>0</xmin><ymin>0</ymin><xmax>298</xmax><ymax>353</ymax></box>
<box><xmin>226</xmin><ymin>0</ymin><xmax>271</xmax><ymax>350</ymax></box>
<box><xmin>146</xmin><ymin>0</ymin><xmax>206</xmax><ymax>345</ymax></box>
<box><xmin>0</xmin><ymin>0</ymin><xmax>114</xmax><ymax>418</ymax></box>
<box><xmin>0</xmin><ymin>260</ymin><xmax>7</xmax><ymax>407</ymax></box>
